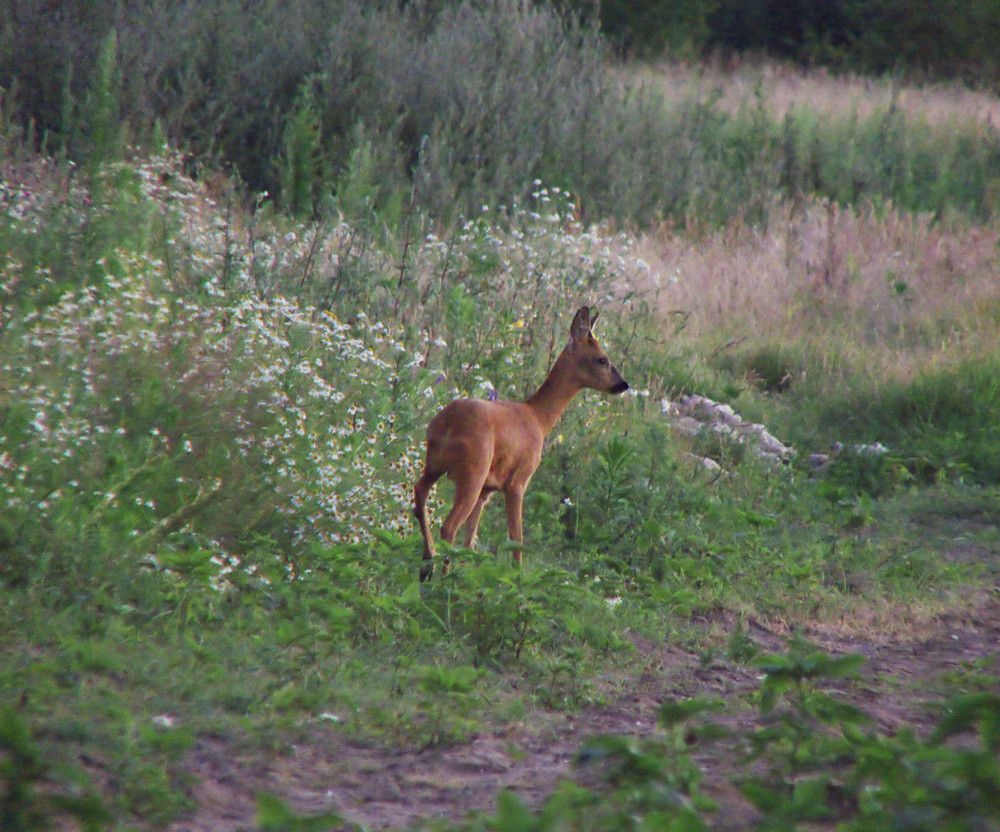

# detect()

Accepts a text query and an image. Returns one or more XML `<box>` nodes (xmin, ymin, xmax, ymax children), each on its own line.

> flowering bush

<box><xmin>3</xmin><ymin>269</ymin><xmax>432</xmax><ymax>567</ymax></box>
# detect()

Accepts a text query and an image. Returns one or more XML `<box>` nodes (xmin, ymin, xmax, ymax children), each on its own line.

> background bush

<box><xmin>3</xmin><ymin>0</ymin><xmax>1000</xmax><ymax>229</ymax></box>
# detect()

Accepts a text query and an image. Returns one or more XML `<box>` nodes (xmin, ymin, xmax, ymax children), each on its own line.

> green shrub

<box><xmin>453</xmin><ymin>648</ymin><xmax>1000</xmax><ymax>832</ymax></box>
<box><xmin>807</xmin><ymin>356</ymin><xmax>1000</xmax><ymax>485</ymax></box>
<box><xmin>0</xmin><ymin>708</ymin><xmax>111</xmax><ymax>832</ymax></box>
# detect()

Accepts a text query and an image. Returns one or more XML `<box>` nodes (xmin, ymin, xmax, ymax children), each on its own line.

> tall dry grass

<box><xmin>612</xmin><ymin>60</ymin><xmax>1000</xmax><ymax>381</ymax></box>
<box><xmin>636</xmin><ymin>200</ymin><xmax>1000</xmax><ymax>379</ymax></box>
<box><xmin>627</xmin><ymin>59</ymin><xmax>1000</xmax><ymax>127</ymax></box>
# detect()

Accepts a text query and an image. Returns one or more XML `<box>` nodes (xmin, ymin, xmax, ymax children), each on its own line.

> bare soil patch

<box><xmin>167</xmin><ymin>593</ymin><xmax>1000</xmax><ymax>831</ymax></box>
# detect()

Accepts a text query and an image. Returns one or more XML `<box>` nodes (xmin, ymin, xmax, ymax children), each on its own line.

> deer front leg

<box><xmin>462</xmin><ymin>488</ymin><xmax>495</xmax><ymax>549</ymax></box>
<box><xmin>503</xmin><ymin>485</ymin><xmax>525</xmax><ymax>566</ymax></box>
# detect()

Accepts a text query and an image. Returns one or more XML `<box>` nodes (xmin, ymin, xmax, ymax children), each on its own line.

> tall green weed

<box><xmin>439</xmin><ymin>645</ymin><xmax>1000</xmax><ymax>832</ymax></box>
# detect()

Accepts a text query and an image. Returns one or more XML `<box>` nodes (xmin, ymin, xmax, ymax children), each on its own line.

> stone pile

<box><xmin>661</xmin><ymin>393</ymin><xmax>890</xmax><ymax>473</ymax></box>
<box><xmin>660</xmin><ymin>393</ymin><xmax>795</xmax><ymax>469</ymax></box>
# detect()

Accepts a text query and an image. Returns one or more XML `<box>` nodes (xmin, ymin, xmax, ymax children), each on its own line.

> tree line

<box><xmin>581</xmin><ymin>0</ymin><xmax>1000</xmax><ymax>83</ymax></box>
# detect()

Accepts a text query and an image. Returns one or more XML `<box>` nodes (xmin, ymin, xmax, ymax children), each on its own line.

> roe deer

<box><xmin>414</xmin><ymin>306</ymin><xmax>629</xmax><ymax>580</ymax></box>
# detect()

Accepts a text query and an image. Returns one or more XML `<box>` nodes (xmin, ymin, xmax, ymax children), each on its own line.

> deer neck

<box><xmin>525</xmin><ymin>350</ymin><xmax>581</xmax><ymax>435</ymax></box>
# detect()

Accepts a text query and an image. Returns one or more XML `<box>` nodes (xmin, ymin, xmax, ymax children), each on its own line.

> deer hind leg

<box><xmin>436</xmin><ymin>464</ymin><xmax>491</xmax><ymax>577</ymax></box>
<box><xmin>440</xmin><ymin>464</ymin><xmax>490</xmax><ymax>545</ymax></box>
<box><xmin>414</xmin><ymin>469</ymin><xmax>442</xmax><ymax>582</ymax></box>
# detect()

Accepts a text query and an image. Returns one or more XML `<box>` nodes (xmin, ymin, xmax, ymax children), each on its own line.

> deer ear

<box><xmin>570</xmin><ymin>306</ymin><xmax>592</xmax><ymax>341</ymax></box>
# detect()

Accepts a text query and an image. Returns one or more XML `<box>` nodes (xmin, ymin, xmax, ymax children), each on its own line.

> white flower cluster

<box><xmin>5</xmin><ymin>263</ymin><xmax>430</xmax><ymax>546</ymax></box>
<box><xmin>1</xmin><ymin>149</ymin><xmax>437</xmax><ymax>557</ymax></box>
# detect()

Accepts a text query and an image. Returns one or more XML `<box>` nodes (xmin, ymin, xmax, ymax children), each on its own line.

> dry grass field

<box><xmin>627</xmin><ymin>59</ymin><xmax>1000</xmax><ymax>126</ymax></box>
<box><xmin>611</xmin><ymin>61</ymin><xmax>1000</xmax><ymax>394</ymax></box>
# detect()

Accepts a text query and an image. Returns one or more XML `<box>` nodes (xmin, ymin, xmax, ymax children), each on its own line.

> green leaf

<box><xmin>814</xmin><ymin>652</ymin><xmax>867</xmax><ymax>678</ymax></box>
<box><xmin>490</xmin><ymin>789</ymin><xmax>536</xmax><ymax>832</ymax></box>
<box><xmin>640</xmin><ymin>808</ymin><xmax>709</xmax><ymax>831</ymax></box>
<box><xmin>255</xmin><ymin>793</ymin><xmax>343</xmax><ymax>832</ymax></box>
<box><xmin>370</xmin><ymin>527</ymin><xmax>400</xmax><ymax>547</ymax></box>
<box><xmin>668</xmin><ymin>807</ymin><xmax>710</xmax><ymax>832</ymax></box>
<box><xmin>740</xmin><ymin>779</ymin><xmax>786</xmax><ymax>813</ymax></box>
<box><xmin>401</xmin><ymin>580</ymin><xmax>423</xmax><ymax>604</ymax></box>
<box><xmin>806</xmin><ymin>692</ymin><xmax>872</xmax><ymax>726</ymax></box>
<box><xmin>658</xmin><ymin>697</ymin><xmax>724</xmax><ymax>728</ymax></box>
<box><xmin>47</xmin><ymin>793</ymin><xmax>113</xmax><ymax>832</ymax></box>
<box><xmin>930</xmin><ymin>693</ymin><xmax>1000</xmax><ymax>751</ymax></box>
<box><xmin>791</xmin><ymin>776</ymin><xmax>831</xmax><ymax>814</ymax></box>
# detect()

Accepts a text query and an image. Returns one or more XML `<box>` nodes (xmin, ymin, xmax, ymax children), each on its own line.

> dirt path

<box><xmin>167</xmin><ymin>594</ymin><xmax>1000</xmax><ymax>832</ymax></box>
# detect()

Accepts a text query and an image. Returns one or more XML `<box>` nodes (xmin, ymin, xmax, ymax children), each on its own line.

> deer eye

<box><xmin>596</xmin><ymin>357</ymin><xmax>608</xmax><ymax>366</ymax></box>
